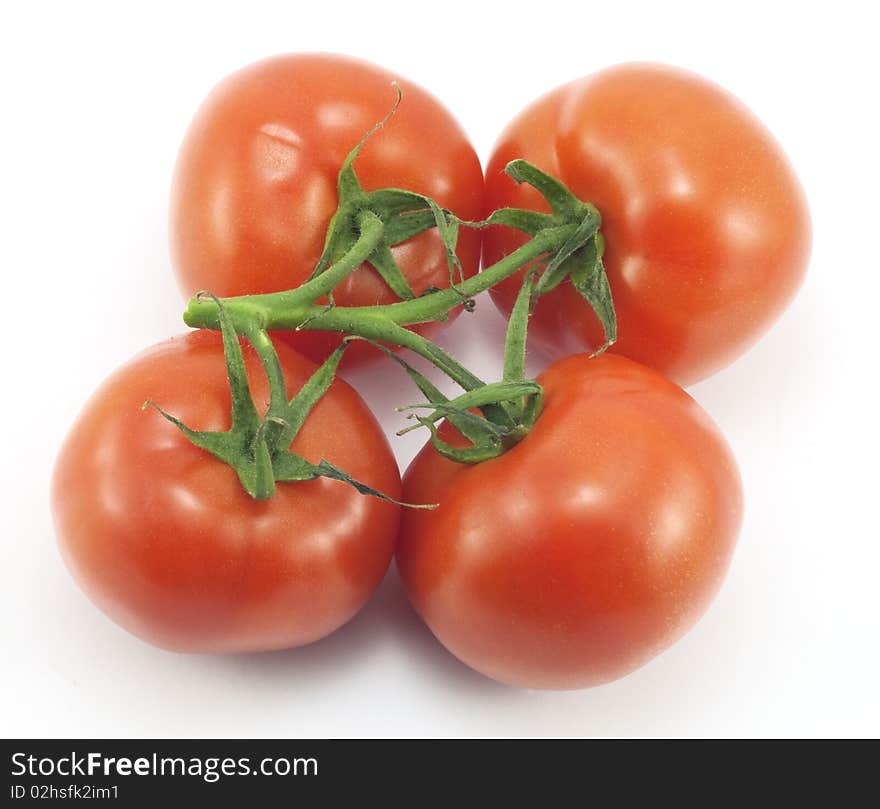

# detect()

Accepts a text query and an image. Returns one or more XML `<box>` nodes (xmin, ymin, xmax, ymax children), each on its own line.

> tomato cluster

<box><xmin>52</xmin><ymin>54</ymin><xmax>808</xmax><ymax>689</ymax></box>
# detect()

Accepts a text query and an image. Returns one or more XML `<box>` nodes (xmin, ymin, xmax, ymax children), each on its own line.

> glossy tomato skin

<box><xmin>51</xmin><ymin>331</ymin><xmax>401</xmax><ymax>653</ymax></box>
<box><xmin>397</xmin><ymin>354</ymin><xmax>742</xmax><ymax>689</ymax></box>
<box><xmin>170</xmin><ymin>53</ymin><xmax>484</xmax><ymax>366</ymax></box>
<box><xmin>484</xmin><ymin>63</ymin><xmax>811</xmax><ymax>385</ymax></box>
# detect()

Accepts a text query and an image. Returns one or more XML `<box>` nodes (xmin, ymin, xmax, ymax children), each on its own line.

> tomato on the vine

<box><xmin>170</xmin><ymin>53</ymin><xmax>484</xmax><ymax>366</ymax></box>
<box><xmin>484</xmin><ymin>63</ymin><xmax>811</xmax><ymax>385</ymax></box>
<box><xmin>397</xmin><ymin>354</ymin><xmax>742</xmax><ymax>689</ymax></box>
<box><xmin>52</xmin><ymin>331</ymin><xmax>401</xmax><ymax>652</ymax></box>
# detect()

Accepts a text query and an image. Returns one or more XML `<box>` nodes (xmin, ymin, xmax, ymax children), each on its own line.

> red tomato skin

<box><xmin>397</xmin><ymin>354</ymin><xmax>742</xmax><ymax>689</ymax></box>
<box><xmin>170</xmin><ymin>53</ymin><xmax>484</xmax><ymax>366</ymax></box>
<box><xmin>483</xmin><ymin>64</ymin><xmax>811</xmax><ymax>385</ymax></box>
<box><xmin>51</xmin><ymin>331</ymin><xmax>401</xmax><ymax>653</ymax></box>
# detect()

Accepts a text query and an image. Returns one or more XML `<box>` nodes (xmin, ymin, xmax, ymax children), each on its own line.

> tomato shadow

<box><xmin>687</xmin><ymin>282</ymin><xmax>827</xmax><ymax>431</ymax></box>
<box><xmin>222</xmin><ymin>567</ymin><xmax>503</xmax><ymax>694</ymax></box>
<box><xmin>178</xmin><ymin>558</ymin><xmax>755</xmax><ymax>735</ymax></box>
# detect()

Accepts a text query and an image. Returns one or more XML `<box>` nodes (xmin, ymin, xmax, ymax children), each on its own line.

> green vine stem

<box><xmin>184</xmin><ymin>221</ymin><xmax>577</xmax><ymax>333</ymax></box>
<box><xmin>158</xmin><ymin>100</ymin><xmax>616</xmax><ymax>499</ymax></box>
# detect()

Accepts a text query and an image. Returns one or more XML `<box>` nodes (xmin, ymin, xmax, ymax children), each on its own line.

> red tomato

<box><xmin>170</xmin><ymin>53</ymin><xmax>484</xmax><ymax>366</ymax></box>
<box><xmin>397</xmin><ymin>354</ymin><xmax>742</xmax><ymax>689</ymax></box>
<box><xmin>51</xmin><ymin>331</ymin><xmax>401</xmax><ymax>652</ymax></box>
<box><xmin>484</xmin><ymin>63</ymin><xmax>811</xmax><ymax>385</ymax></box>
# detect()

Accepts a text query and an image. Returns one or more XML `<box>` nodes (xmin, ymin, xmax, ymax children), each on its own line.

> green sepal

<box><xmin>368</xmin><ymin>342</ymin><xmax>491</xmax><ymax>446</ymax></box>
<box><xmin>404</xmin><ymin>404</ymin><xmax>512</xmax><ymax>441</ymax></box>
<box><xmin>270</xmin><ymin>450</ymin><xmax>320</xmax><ymax>482</ymax></box>
<box><xmin>397</xmin><ymin>382</ymin><xmax>541</xmax><ymax>447</ymax></box>
<box><xmin>521</xmin><ymin>386</ymin><xmax>544</xmax><ymax>429</ymax></box>
<box><xmin>362</xmin><ymin>338</ymin><xmax>519</xmax><ymax>461</ymax></box>
<box><xmin>277</xmin><ymin>340</ymin><xmax>348</xmax><ymax>448</ymax></box>
<box><xmin>398</xmin><ymin>381</ymin><xmax>542</xmax><ymax>417</ymax></box>
<box><xmin>533</xmin><ymin>211</ymin><xmax>601</xmax><ymax>298</ymax></box>
<box><xmin>504</xmin><ymin>160</ymin><xmax>585</xmax><ymax>220</ymax></box>
<box><xmin>309</xmin><ymin>206</ymin><xmax>357</xmax><ymax>282</ymax></box>
<box><xmin>143</xmin><ymin>295</ymin><xmax>278</xmax><ymax>498</ymax></box>
<box><xmin>368</xmin><ymin>188</ymin><xmax>432</xmax><ymax>216</ymax></box>
<box><xmin>249</xmin><ymin>428</ymin><xmax>277</xmax><ymax>499</ymax></box>
<box><xmin>164</xmin><ymin>292</ymin><xmax>277</xmax><ymax>499</ymax></box>
<box><xmin>419</xmin><ymin>417</ymin><xmax>505</xmax><ymax>464</ymax></box>
<box><xmin>483</xmin><ymin>160</ymin><xmax>615</xmax><ymax>351</ymax></box>
<box><xmin>387</xmin><ymin>354</ymin><xmax>542</xmax><ymax>464</ymax></box>
<box><xmin>145</xmin><ymin>300</ymin><xmax>410</xmax><ymax>504</ymax></box>
<box><xmin>503</xmin><ymin>270</ymin><xmax>537</xmax><ymax>387</ymax></box>
<box><xmin>532</xmin><ymin>252</ymin><xmax>578</xmax><ymax>297</ymax></box>
<box><xmin>304</xmin><ymin>87</ymin><xmax>466</xmax><ymax>307</ymax></box>
<box><xmin>366</xmin><ymin>242</ymin><xmax>417</xmax><ymax>300</ymax></box>
<box><xmin>424</xmin><ymin>197</ymin><xmax>464</xmax><ymax>287</ymax></box>
<box><xmin>272</xmin><ymin>452</ymin><xmax>435</xmax><ymax>509</ymax></box>
<box><xmin>569</xmin><ymin>234</ymin><xmax>617</xmax><ymax>352</ymax></box>
<box><xmin>305</xmin><ymin>95</ymin><xmax>414</xmax><ymax>292</ymax></box>
<box><xmin>312</xmin><ymin>459</ymin><xmax>436</xmax><ymax>509</ymax></box>
<box><xmin>141</xmin><ymin>401</ymin><xmax>273</xmax><ymax>499</ymax></box>
<box><xmin>334</xmin><ymin>84</ymin><xmax>402</xmax><ymax>202</ymax></box>
<box><xmin>381</xmin><ymin>208</ymin><xmax>438</xmax><ymax>245</ymax></box>
<box><xmin>483</xmin><ymin>208</ymin><xmax>558</xmax><ymax>236</ymax></box>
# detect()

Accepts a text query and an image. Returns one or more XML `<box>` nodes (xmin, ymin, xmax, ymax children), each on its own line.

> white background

<box><xmin>2</xmin><ymin>1</ymin><xmax>878</xmax><ymax>738</ymax></box>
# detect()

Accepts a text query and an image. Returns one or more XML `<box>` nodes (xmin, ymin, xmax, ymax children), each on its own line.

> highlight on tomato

<box><xmin>397</xmin><ymin>354</ymin><xmax>743</xmax><ymax>689</ymax></box>
<box><xmin>170</xmin><ymin>52</ymin><xmax>484</xmax><ymax>366</ymax></box>
<box><xmin>51</xmin><ymin>331</ymin><xmax>402</xmax><ymax>653</ymax></box>
<box><xmin>483</xmin><ymin>62</ymin><xmax>811</xmax><ymax>385</ymax></box>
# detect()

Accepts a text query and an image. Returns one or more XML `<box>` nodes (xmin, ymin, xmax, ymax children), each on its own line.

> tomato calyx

<box><xmin>145</xmin><ymin>294</ymin><xmax>432</xmax><ymax>506</ymax></box>
<box><xmin>368</xmin><ymin>268</ymin><xmax>545</xmax><ymax>465</ymax></box>
<box><xmin>381</xmin><ymin>350</ymin><xmax>544</xmax><ymax>465</ymax></box>
<box><xmin>485</xmin><ymin>160</ymin><xmax>616</xmax><ymax>352</ymax></box>
<box><xmin>297</xmin><ymin>85</ymin><xmax>468</xmax><ymax>311</ymax></box>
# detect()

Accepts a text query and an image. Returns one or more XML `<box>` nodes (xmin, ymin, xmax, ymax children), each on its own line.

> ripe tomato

<box><xmin>170</xmin><ymin>53</ymin><xmax>484</xmax><ymax>366</ymax></box>
<box><xmin>397</xmin><ymin>354</ymin><xmax>742</xmax><ymax>689</ymax></box>
<box><xmin>51</xmin><ymin>331</ymin><xmax>401</xmax><ymax>653</ymax></box>
<box><xmin>484</xmin><ymin>63</ymin><xmax>811</xmax><ymax>385</ymax></box>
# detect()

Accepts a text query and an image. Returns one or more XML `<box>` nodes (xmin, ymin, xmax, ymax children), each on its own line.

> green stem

<box><xmin>245</xmin><ymin>328</ymin><xmax>290</xmax><ymax>452</ymax></box>
<box><xmin>216</xmin><ymin>209</ymin><xmax>387</xmax><ymax>328</ymax></box>
<box><xmin>183</xmin><ymin>224</ymin><xmax>574</xmax><ymax>334</ymax></box>
<box><xmin>247</xmin><ymin>329</ymin><xmax>287</xmax><ymax>412</ymax></box>
<box><xmin>292</xmin><ymin>210</ymin><xmax>385</xmax><ymax>304</ymax></box>
<box><xmin>341</xmin><ymin>318</ymin><xmax>486</xmax><ymax>393</ymax></box>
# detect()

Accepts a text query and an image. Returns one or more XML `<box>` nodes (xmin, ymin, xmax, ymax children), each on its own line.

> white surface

<box><xmin>2</xmin><ymin>1</ymin><xmax>878</xmax><ymax>738</ymax></box>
